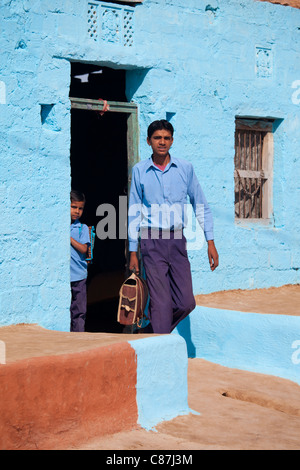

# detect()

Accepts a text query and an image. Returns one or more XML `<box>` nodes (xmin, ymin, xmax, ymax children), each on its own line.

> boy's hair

<box><xmin>147</xmin><ymin>120</ymin><xmax>174</xmax><ymax>139</ymax></box>
<box><xmin>70</xmin><ymin>189</ymin><xmax>86</xmax><ymax>203</ymax></box>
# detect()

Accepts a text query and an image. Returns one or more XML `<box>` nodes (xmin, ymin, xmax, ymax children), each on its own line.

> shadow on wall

<box><xmin>174</xmin><ymin>306</ymin><xmax>300</xmax><ymax>386</ymax></box>
<box><xmin>176</xmin><ymin>316</ymin><xmax>196</xmax><ymax>358</ymax></box>
<box><xmin>126</xmin><ymin>68</ymin><xmax>150</xmax><ymax>101</ymax></box>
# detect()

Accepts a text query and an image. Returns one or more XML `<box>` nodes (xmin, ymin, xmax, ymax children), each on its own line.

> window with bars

<box><xmin>234</xmin><ymin>118</ymin><xmax>273</xmax><ymax>220</ymax></box>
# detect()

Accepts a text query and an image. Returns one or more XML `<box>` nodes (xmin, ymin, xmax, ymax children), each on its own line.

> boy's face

<box><xmin>147</xmin><ymin>129</ymin><xmax>173</xmax><ymax>159</ymax></box>
<box><xmin>71</xmin><ymin>200</ymin><xmax>85</xmax><ymax>222</ymax></box>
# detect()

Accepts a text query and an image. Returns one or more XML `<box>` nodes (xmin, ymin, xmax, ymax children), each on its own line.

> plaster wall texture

<box><xmin>0</xmin><ymin>340</ymin><xmax>138</xmax><ymax>450</ymax></box>
<box><xmin>0</xmin><ymin>334</ymin><xmax>190</xmax><ymax>449</ymax></box>
<box><xmin>129</xmin><ymin>334</ymin><xmax>192</xmax><ymax>430</ymax></box>
<box><xmin>0</xmin><ymin>0</ymin><xmax>300</xmax><ymax>329</ymax></box>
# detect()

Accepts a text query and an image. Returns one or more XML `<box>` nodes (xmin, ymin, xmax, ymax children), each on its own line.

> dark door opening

<box><xmin>70</xmin><ymin>62</ymin><xmax>135</xmax><ymax>333</ymax></box>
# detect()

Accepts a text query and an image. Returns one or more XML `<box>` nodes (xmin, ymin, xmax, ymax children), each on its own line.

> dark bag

<box><xmin>117</xmin><ymin>273</ymin><xmax>149</xmax><ymax>328</ymax></box>
<box><xmin>86</xmin><ymin>226</ymin><xmax>95</xmax><ymax>265</ymax></box>
<box><xmin>79</xmin><ymin>224</ymin><xmax>95</xmax><ymax>265</ymax></box>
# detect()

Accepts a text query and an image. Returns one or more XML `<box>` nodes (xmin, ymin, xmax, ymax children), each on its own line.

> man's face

<box><xmin>71</xmin><ymin>200</ymin><xmax>85</xmax><ymax>222</ymax></box>
<box><xmin>147</xmin><ymin>129</ymin><xmax>173</xmax><ymax>159</ymax></box>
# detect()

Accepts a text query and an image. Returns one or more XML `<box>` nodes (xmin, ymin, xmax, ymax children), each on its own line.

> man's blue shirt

<box><xmin>70</xmin><ymin>220</ymin><xmax>91</xmax><ymax>282</ymax></box>
<box><xmin>128</xmin><ymin>155</ymin><xmax>214</xmax><ymax>252</ymax></box>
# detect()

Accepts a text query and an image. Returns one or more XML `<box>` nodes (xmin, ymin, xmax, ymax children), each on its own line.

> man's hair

<box><xmin>70</xmin><ymin>189</ymin><xmax>86</xmax><ymax>203</ymax></box>
<box><xmin>147</xmin><ymin>120</ymin><xmax>174</xmax><ymax>139</ymax></box>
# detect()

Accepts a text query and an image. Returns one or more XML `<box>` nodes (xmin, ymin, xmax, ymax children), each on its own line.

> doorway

<box><xmin>69</xmin><ymin>63</ymin><xmax>139</xmax><ymax>333</ymax></box>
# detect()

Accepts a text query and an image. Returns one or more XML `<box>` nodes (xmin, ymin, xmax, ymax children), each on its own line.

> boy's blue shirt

<box><xmin>70</xmin><ymin>219</ymin><xmax>91</xmax><ymax>282</ymax></box>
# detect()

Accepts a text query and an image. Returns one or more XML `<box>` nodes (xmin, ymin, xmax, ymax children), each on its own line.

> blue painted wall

<box><xmin>0</xmin><ymin>0</ymin><xmax>299</xmax><ymax>330</ymax></box>
<box><xmin>174</xmin><ymin>306</ymin><xmax>300</xmax><ymax>385</ymax></box>
<box><xmin>129</xmin><ymin>334</ymin><xmax>193</xmax><ymax>430</ymax></box>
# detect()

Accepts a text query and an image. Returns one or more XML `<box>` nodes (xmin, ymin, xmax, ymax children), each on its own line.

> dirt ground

<box><xmin>259</xmin><ymin>0</ymin><xmax>300</xmax><ymax>8</ymax></box>
<box><xmin>195</xmin><ymin>284</ymin><xmax>300</xmax><ymax>316</ymax></box>
<box><xmin>71</xmin><ymin>285</ymin><xmax>300</xmax><ymax>451</ymax></box>
<box><xmin>72</xmin><ymin>359</ymin><xmax>300</xmax><ymax>451</ymax></box>
<box><xmin>1</xmin><ymin>285</ymin><xmax>300</xmax><ymax>450</ymax></box>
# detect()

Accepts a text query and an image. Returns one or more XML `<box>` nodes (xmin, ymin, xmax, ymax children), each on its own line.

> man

<box><xmin>128</xmin><ymin>120</ymin><xmax>218</xmax><ymax>334</ymax></box>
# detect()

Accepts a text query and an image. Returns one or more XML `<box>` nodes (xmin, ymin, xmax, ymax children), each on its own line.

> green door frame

<box><xmin>70</xmin><ymin>97</ymin><xmax>140</xmax><ymax>279</ymax></box>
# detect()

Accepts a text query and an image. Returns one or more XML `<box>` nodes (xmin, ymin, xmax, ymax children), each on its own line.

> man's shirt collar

<box><xmin>71</xmin><ymin>219</ymin><xmax>81</xmax><ymax>227</ymax></box>
<box><xmin>146</xmin><ymin>154</ymin><xmax>178</xmax><ymax>171</ymax></box>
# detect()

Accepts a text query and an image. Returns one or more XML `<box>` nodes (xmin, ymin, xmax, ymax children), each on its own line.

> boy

<box><xmin>70</xmin><ymin>190</ymin><xmax>90</xmax><ymax>332</ymax></box>
<box><xmin>128</xmin><ymin>120</ymin><xmax>218</xmax><ymax>334</ymax></box>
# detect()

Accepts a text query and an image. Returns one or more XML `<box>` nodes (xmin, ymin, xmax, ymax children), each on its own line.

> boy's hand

<box><xmin>71</xmin><ymin>237</ymin><xmax>88</xmax><ymax>255</ymax></box>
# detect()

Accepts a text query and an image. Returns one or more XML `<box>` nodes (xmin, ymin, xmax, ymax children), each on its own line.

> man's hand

<box><xmin>129</xmin><ymin>252</ymin><xmax>140</xmax><ymax>275</ymax></box>
<box><xmin>207</xmin><ymin>240</ymin><xmax>219</xmax><ymax>271</ymax></box>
